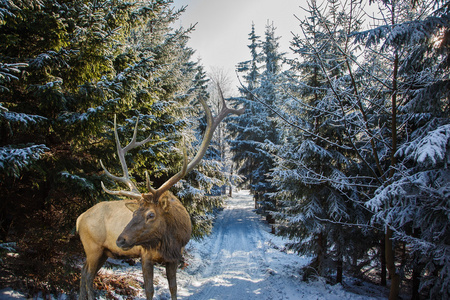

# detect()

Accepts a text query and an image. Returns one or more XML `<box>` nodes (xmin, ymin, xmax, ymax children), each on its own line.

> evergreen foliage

<box><xmin>228</xmin><ymin>22</ymin><xmax>283</xmax><ymax>216</ymax></box>
<box><xmin>0</xmin><ymin>0</ymin><xmax>226</xmax><ymax>295</ymax></box>
<box><xmin>270</xmin><ymin>0</ymin><xmax>376</xmax><ymax>281</ymax></box>
<box><xmin>229</xmin><ymin>0</ymin><xmax>450</xmax><ymax>298</ymax></box>
<box><xmin>359</xmin><ymin>0</ymin><xmax>450</xmax><ymax>297</ymax></box>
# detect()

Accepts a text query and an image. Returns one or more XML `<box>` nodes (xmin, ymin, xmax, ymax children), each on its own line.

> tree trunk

<box><xmin>304</xmin><ymin>231</ymin><xmax>326</xmax><ymax>281</ymax></box>
<box><xmin>336</xmin><ymin>232</ymin><xmax>343</xmax><ymax>284</ymax></box>
<box><xmin>386</xmin><ymin>228</ymin><xmax>400</xmax><ymax>300</ymax></box>
<box><xmin>381</xmin><ymin>236</ymin><xmax>387</xmax><ymax>286</ymax></box>
<box><xmin>0</xmin><ymin>211</ymin><xmax>12</xmax><ymax>242</ymax></box>
<box><xmin>228</xmin><ymin>169</ymin><xmax>233</xmax><ymax>197</ymax></box>
<box><xmin>336</xmin><ymin>257</ymin><xmax>343</xmax><ymax>284</ymax></box>
<box><xmin>317</xmin><ymin>231</ymin><xmax>325</xmax><ymax>276</ymax></box>
<box><xmin>411</xmin><ymin>264</ymin><xmax>421</xmax><ymax>300</ymax></box>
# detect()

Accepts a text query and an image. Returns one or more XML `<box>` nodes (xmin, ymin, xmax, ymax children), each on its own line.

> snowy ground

<box><xmin>0</xmin><ymin>189</ymin><xmax>387</xmax><ymax>300</ymax></box>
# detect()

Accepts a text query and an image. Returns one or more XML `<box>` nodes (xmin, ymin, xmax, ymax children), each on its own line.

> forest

<box><xmin>0</xmin><ymin>0</ymin><xmax>449</xmax><ymax>299</ymax></box>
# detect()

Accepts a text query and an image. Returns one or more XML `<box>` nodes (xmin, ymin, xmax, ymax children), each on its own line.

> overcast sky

<box><xmin>171</xmin><ymin>1</ymin><xmax>380</xmax><ymax>95</ymax></box>
<box><xmin>171</xmin><ymin>0</ymin><xmax>306</xmax><ymax>94</ymax></box>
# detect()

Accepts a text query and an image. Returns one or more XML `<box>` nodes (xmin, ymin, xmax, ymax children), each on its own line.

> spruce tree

<box><xmin>229</xmin><ymin>22</ymin><xmax>284</xmax><ymax>219</ymax></box>
<box><xmin>0</xmin><ymin>0</ymin><xmax>222</xmax><ymax>294</ymax></box>
<box><xmin>228</xmin><ymin>23</ymin><xmax>262</xmax><ymax>191</ymax></box>
<box><xmin>356</xmin><ymin>0</ymin><xmax>450</xmax><ymax>297</ymax></box>
<box><xmin>272</xmin><ymin>0</ymin><xmax>450</xmax><ymax>296</ymax></box>
<box><xmin>269</xmin><ymin>0</ymin><xmax>374</xmax><ymax>280</ymax></box>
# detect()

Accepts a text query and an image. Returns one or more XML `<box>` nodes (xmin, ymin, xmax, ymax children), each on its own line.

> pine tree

<box><xmin>0</xmin><ymin>0</ymin><xmax>221</xmax><ymax>294</ymax></box>
<box><xmin>228</xmin><ymin>23</ymin><xmax>262</xmax><ymax>192</ymax></box>
<box><xmin>272</xmin><ymin>0</ymin><xmax>450</xmax><ymax>296</ymax></box>
<box><xmin>229</xmin><ymin>22</ymin><xmax>284</xmax><ymax>219</ymax></box>
<box><xmin>356</xmin><ymin>0</ymin><xmax>450</xmax><ymax>297</ymax></box>
<box><xmin>269</xmin><ymin>0</ymin><xmax>375</xmax><ymax>280</ymax></box>
<box><xmin>0</xmin><ymin>0</ymin><xmax>143</xmax><ymax>292</ymax></box>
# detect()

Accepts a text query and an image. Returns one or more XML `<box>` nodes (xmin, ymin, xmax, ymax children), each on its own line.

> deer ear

<box><xmin>125</xmin><ymin>201</ymin><xmax>140</xmax><ymax>212</ymax></box>
<box><xmin>159</xmin><ymin>195</ymin><xmax>171</xmax><ymax>212</ymax></box>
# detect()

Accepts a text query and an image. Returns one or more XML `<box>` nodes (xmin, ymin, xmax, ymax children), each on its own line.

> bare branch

<box><xmin>236</xmin><ymin>72</ymin><xmax>352</xmax><ymax>151</ymax></box>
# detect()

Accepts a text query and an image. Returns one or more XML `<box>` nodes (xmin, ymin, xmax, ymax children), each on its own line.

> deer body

<box><xmin>77</xmin><ymin>94</ymin><xmax>243</xmax><ymax>299</ymax></box>
<box><xmin>77</xmin><ymin>192</ymin><xmax>192</xmax><ymax>300</ymax></box>
<box><xmin>77</xmin><ymin>201</ymin><xmax>141</xmax><ymax>258</ymax></box>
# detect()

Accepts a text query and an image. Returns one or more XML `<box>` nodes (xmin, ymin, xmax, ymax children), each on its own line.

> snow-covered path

<box><xmin>179</xmin><ymin>189</ymin><xmax>298</xmax><ymax>299</ymax></box>
<box><xmin>175</xmin><ymin>190</ymin><xmax>385</xmax><ymax>300</ymax></box>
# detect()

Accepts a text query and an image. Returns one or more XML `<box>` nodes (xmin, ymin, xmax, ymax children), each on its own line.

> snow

<box><xmin>398</xmin><ymin>124</ymin><xmax>450</xmax><ymax>166</ymax></box>
<box><xmin>0</xmin><ymin>144</ymin><xmax>49</xmax><ymax>177</ymax></box>
<box><xmin>1</xmin><ymin>111</ymin><xmax>46</xmax><ymax>124</ymax></box>
<box><xmin>0</xmin><ymin>190</ymin><xmax>387</xmax><ymax>300</ymax></box>
<box><xmin>0</xmin><ymin>288</ymin><xmax>27</xmax><ymax>299</ymax></box>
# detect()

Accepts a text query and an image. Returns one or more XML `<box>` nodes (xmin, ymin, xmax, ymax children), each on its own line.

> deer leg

<box><xmin>166</xmin><ymin>262</ymin><xmax>178</xmax><ymax>300</ymax></box>
<box><xmin>81</xmin><ymin>249</ymin><xmax>107</xmax><ymax>300</ymax></box>
<box><xmin>142</xmin><ymin>259</ymin><xmax>154</xmax><ymax>300</ymax></box>
<box><xmin>79</xmin><ymin>263</ymin><xmax>88</xmax><ymax>300</ymax></box>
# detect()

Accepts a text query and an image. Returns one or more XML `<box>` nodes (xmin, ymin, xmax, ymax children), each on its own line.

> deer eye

<box><xmin>145</xmin><ymin>211</ymin><xmax>156</xmax><ymax>222</ymax></box>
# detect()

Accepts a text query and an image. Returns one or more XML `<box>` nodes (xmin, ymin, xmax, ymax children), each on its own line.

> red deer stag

<box><xmin>77</xmin><ymin>96</ymin><xmax>244</xmax><ymax>300</ymax></box>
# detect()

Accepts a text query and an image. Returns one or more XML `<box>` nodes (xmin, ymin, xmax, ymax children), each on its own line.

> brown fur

<box><xmin>77</xmin><ymin>191</ymin><xmax>192</xmax><ymax>300</ymax></box>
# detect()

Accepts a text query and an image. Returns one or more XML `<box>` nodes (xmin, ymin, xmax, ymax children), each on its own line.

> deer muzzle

<box><xmin>116</xmin><ymin>235</ymin><xmax>134</xmax><ymax>251</ymax></box>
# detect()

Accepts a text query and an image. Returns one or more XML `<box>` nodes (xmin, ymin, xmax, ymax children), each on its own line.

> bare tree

<box><xmin>207</xmin><ymin>67</ymin><xmax>238</xmax><ymax>196</ymax></box>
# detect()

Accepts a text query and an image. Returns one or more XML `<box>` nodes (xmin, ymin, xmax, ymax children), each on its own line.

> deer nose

<box><xmin>116</xmin><ymin>236</ymin><xmax>129</xmax><ymax>249</ymax></box>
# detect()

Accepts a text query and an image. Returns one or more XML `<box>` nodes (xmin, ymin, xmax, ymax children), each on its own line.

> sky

<box><xmin>171</xmin><ymin>1</ymin><xmax>381</xmax><ymax>95</ymax></box>
<box><xmin>171</xmin><ymin>0</ymin><xmax>307</xmax><ymax>94</ymax></box>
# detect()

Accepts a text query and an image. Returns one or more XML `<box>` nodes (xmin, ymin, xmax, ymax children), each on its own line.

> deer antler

<box><xmin>100</xmin><ymin>115</ymin><xmax>154</xmax><ymax>199</ymax></box>
<box><xmin>148</xmin><ymin>89</ymin><xmax>245</xmax><ymax>200</ymax></box>
<box><xmin>101</xmin><ymin>92</ymin><xmax>244</xmax><ymax>202</ymax></box>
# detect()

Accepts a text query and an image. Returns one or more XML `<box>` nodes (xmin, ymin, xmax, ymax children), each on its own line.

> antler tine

<box><xmin>184</xmin><ymin>91</ymin><xmax>244</xmax><ymax>174</ymax></box>
<box><xmin>101</xmin><ymin>181</ymin><xmax>142</xmax><ymax>200</ymax></box>
<box><xmin>217</xmin><ymin>84</ymin><xmax>227</xmax><ymax>110</ymax></box>
<box><xmin>123</xmin><ymin>115</ymin><xmax>155</xmax><ymax>152</ymax></box>
<box><xmin>145</xmin><ymin>171</ymin><xmax>157</xmax><ymax>195</ymax></box>
<box><xmin>216</xmin><ymin>85</ymin><xmax>246</xmax><ymax>128</ymax></box>
<box><xmin>101</xmin><ymin>115</ymin><xmax>154</xmax><ymax>199</ymax></box>
<box><xmin>151</xmin><ymin>94</ymin><xmax>244</xmax><ymax>199</ymax></box>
